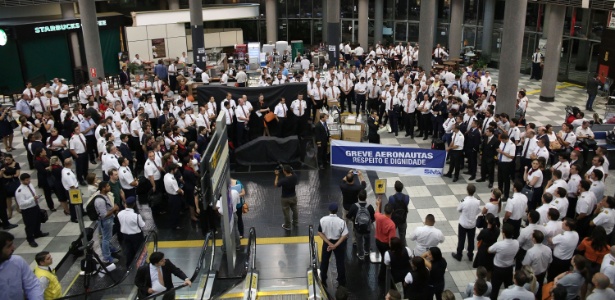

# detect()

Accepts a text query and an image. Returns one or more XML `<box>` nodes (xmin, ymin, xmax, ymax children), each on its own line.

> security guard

<box><xmin>317</xmin><ymin>203</ymin><xmax>348</xmax><ymax>288</ymax></box>
<box><xmin>34</xmin><ymin>251</ymin><xmax>62</xmax><ymax>299</ymax></box>
<box><xmin>144</xmin><ymin>150</ymin><xmax>162</xmax><ymax>193</ymax></box>
<box><xmin>164</xmin><ymin>164</ymin><xmax>184</xmax><ymax>230</ymax></box>
<box><xmin>118</xmin><ymin>157</ymin><xmax>138</xmax><ymax>199</ymax></box>
<box><xmin>118</xmin><ymin>196</ymin><xmax>145</xmax><ymax>268</ymax></box>
<box><xmin>15</xmin><ymin>173</ymin><xmax>48</xmax><ymax>248</ymax></box>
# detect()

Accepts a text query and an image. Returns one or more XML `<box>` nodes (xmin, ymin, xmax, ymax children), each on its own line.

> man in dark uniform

<box><xmin>585</xmin><ymin>74</ymin><xmax>600</xmax><ymax>112</ymax></box>
<box><xmin>477</xmin><ymin>127</ymin><xmax>500</xmax><ymax>188</ymax></box>
<box><xmin>367</xmin><ymin>111</ymin><xmax>381</xmax><ymax>144</ymax></box>
<box><xmin>464</xmin><ymin>120</ymin><xmax>482</xmax><ymax>181</ymax></box>
<box><xmin>315</xmin><ymin>113</ymin><xmax>330</xmax><ymax>170</ymax></box>
<box><xmin>431</xmin><ymin>94</ymin><xmax>447</xmax><ymax>139</ymax></box>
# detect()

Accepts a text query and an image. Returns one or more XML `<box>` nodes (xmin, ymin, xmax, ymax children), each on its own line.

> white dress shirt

<box><xmin>409</xmin><ymin>225</ymin><xmax>445</xmax><ymax>255</ymax></box>
<box><xmin>505</xmin><ymin>192</ymin><xmax>528</xmax><ymax>220</ymax></box>
<box><xmin>552</xmin><ymin>230</ymin><xmax>579</xmax><ymax>259</ymax></box>
<box><xmin>488</xmin><ymin>239</ymin><xmax>519</xmax><ymax>268</ymax></box>
<box><xmin>457</xmin><ymin>196</ymin><xmax>481</xmax><ymax>229</ymax></box>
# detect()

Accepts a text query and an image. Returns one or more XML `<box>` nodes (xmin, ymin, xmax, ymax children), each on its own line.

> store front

<box><xmin>0</xmin><ymin>13</ymin><xmax>126</xmax><ymax>93</ymax></box>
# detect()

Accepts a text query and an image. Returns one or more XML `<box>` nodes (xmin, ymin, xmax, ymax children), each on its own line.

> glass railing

<box><xmin>244</xmin><ymin>227</ymin><xmax>257</xmax><ymax>300</ymax></box>
<box><xmin>55</xmin><ymin>231</ymin><xmax>158</xmax><ymax>300</ymax></box>
<box><xmin>141</xmin><ymin>231</ymin><xmax>214</xmax><ymax>300</ymax></box>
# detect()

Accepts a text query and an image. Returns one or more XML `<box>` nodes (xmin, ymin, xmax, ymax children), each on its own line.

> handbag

<box><xmin>542</xmin><ymin>281</ymin><xmax>555</xmax><ymax>300</ymax></box>
<box><xmin>264</xmin><ymin>112</ymin><xmax>276</xmax><ymax>123</ymax></box>
<box><xmin>10</xmin><ymin>120</ymin><xmax>19</xmax><ymax>129</ymax></box>
<box><xmin>242</xmin><ymin>203</ymin><xmax>249</xmax><ymax>214</ymax></box>
<box><xmin>582</xmin><ymin>139</ymin><xmax>597</xmax><ymax>147</ymax></box>
<box><xmin>40</xmin><ymin>209</ymin><xmax>49</xmax><ymax>223</ymax></box>
<box><xmin>476</xmin><ymin>214</ymin><xmax>486</xmax><ymax>228</ymax></box>
<box><xmin>521</xmin><ymin>185</ymin><xmax>534</xmax><ymax>202</ymax></box>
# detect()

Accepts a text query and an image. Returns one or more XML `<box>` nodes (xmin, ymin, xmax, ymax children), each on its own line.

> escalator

<box><xmin>211</xmin><ymin>226</ymin><xmax>328</xmax><ymax>300</ymax></box>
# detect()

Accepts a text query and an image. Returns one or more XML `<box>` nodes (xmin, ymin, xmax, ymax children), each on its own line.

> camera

<box><xmin>275</xmin><ymin>164</ymin><xmax>283</xmax><ymax>172</ymax></box>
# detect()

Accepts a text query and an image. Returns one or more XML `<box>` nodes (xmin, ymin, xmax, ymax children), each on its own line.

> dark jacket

<box><xmin>339</xmin><ymin>176</ymin><xmax>367</xmax><ymax>211</ymax></box>
<box><xmin>119</xmin><ymin>142</ymin><xmax>133</xmax><ymax>162</ymax></box>
<box><xmin>481</xmin><ymin>135</ymin><xmax>499</xmax><ymax>161</ymax></box>
<box><xmin>314</xmin><ymin>121</ymin><xmax>330</xmax><ymax>144</ymax></box>
<box><xmin>367</xmin><ymin>117</ymin><xmax>380</xmax><ymax>143</ymax></box>
<box><xmin>346</xmin><ymin>202</ymin><xmax>376</xmax><ymax>229</ymax></box>
<box><xmin>587</xmin><ymin>77</ymin><xmax>600</xmax><ymax>96</ymax></box>
<box><xmin>120</xmin><ymin>70</ymin><xmax>131</xmax><ymax>87</ymax></box>
<box><xmin>464</xmin><ymin>128</ymin><xmax>482</xmax><ymax>154</ymax></box>
<box><xmin>135</xmin><ymin>260</ymin><xmax>188</xmax><ymax>299</ymax></box>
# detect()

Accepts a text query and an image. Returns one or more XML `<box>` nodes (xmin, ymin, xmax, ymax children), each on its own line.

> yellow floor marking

<box><xmin>525</xmin><ymin>82</ymin><xmax>582</xmax><ymax>95</ymax></box>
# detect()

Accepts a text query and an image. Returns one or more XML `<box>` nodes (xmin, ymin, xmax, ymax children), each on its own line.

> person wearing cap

<box><xmin>118</xmin><ymin>196</ymin><xmax>145</xmax><ymax>267</ymax></box>
<box><xmin>318</xmin><ymin>203</ymin><xmax>348</xmax><ymax>288</ymax></box>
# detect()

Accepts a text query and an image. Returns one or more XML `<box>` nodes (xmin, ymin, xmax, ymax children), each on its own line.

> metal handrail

<box><xmin>198</xmin><ymin>231</ymin><xmax>217</xmax><ymax>300</ymax></box>
<box><xmin>245</xmin><ymin>227</ymin><xmax>257</xmax><ymax>300</ymax></box>
<box><xmin>55</xmin><ymin>231</ymin><xmax>158</xmax><ymax>300</ymax></box>
<box><xmin>141</xmin><ymin>231</ymin><xmax>213</xmax><ymax>300</ymax></box>
<box><xmin>308</xmin><ymin>225</ymin><xmax>326</xmax><ymax>299</ymax></box>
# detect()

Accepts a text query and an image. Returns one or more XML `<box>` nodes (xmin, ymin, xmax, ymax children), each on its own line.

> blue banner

<box><xmin>330</xmin><ymin>140</ymin><xmax>447</xmax><ymax>176</ymax></box>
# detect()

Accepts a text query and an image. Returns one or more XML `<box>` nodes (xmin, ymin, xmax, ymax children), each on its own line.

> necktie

<box><xmin>48</xmin><ymin>98</ymin><xmax>52</xmax><ymax>111</ymax></box>
<box><xmin>26</xmin><ymin>184</ymin><xmax>37</xmax><ymax>200</ymax></box>
<box><xmin>100</xmin><ymin>85</ymin><xmax>103</xmax><ymax>95</ymax></box>
<box><xmin>145</xmin><ymin>81</ymin><xmax>147</xmax><ymax>89</ymax></box>
<box><xmin>299</xmin><ymin>101</ymin><xmax>302</xmax><ymax>115</ymax></box>
<box><xmin>91</xmin><ymin>86</ymin><xmax>94</xmax><ymax>96</ymax></box>
<box><xmin>499</xmin><ymin>143</ymin><xmax>506</xmax><ymax>161</ymax></box>
<box><xmin>39</xmin><ymin>99</ymin><xmax>45</xmax><ymax>112</ymax></box>
<box><xmin>151</xmin><ymin>104</ymin><xmax>158</xmax><ymax>118</ymax></box>
<box><xmin>389</xmin><ymin>97</ymin><xmax>393</xmax><ymax>110</ymax></box>
<box><xmin>522</xmin><ymin>140</ymin><xmax>530</xmax><ymax>158</ymax></box>
<box><xmin>29</xmin><ymin>90</ymin><xmax>33</xmax><ymax>99</ymax></box>
<box><xmin>283</xmin><ymin>105</ymin><xmax>287</xmax><ymax>117</ymax></box>
<box><xmin>318</xmin><ymin>88</ymin><xmax>322</xmax><ymax>100</ymax></box>
<box><xmin>450</xmin><ymin>133</ymin><xmax>456</xmax><ymax>148</ymax></box>
<box><xmin>371</xmin><ymin>87</ymin><xmax>375</xmax><ymax>98</ymax></box>
<box><xmin>157</xmin><ymin>266</ymin><xmax>164</xmax><ymax>286</ymax></box>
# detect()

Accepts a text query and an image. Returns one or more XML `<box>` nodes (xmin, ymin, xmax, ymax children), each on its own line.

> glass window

<box><xmin>259</xmin><ymin>20</ymin><xmax>267</xmax><ymax>44</ymax></box>
<box><xmin>409</xmin><ymin>0</ymin><xmax>420</xmax><ymax>21</ymax></box>
<box><xmin>301</xmin><ymin>0</ymin><xmax>313</xmax><ymax>18</ymax></box>
<box><xmin>525</xmin><ymin>2</ymin><xmax>540</xmax><ymax>31</ymax></box>
<box><xmin>464</xmin><ymin>0</ymin><xmax>479</xmax><ymax>25</ymax></box>
<box><xmin>279</xmin><ymin>20</ymin><xmax>288</xmax><ymax>41</ymax></box>
<box><xmin>341</xmin><ymin>0</ymin><xmax>354</xmax><ymax>19</ymax></box>
<box><xmin>590</xmin><ymin>10</ymin><xmax>607</xmax><ymax>41</ymax></box>
<box><xmin>438</xmin><ymin>0</ymin><xmax>451</xmax><ymax>24</ymax></box>
<box><xmin>278</xmin><ymin>0</ymin><xmax>287</xmax><ymax>18</ymax></box>
<box><xmin>408</xmin><ymin>22</ymin><xmax>419</xmax><ymax>43</ymax></box>
<box><xmin>463</xmin><ymin>27</ymin><xmax>477</xmax><ymax>48</ymax></box>
<box><xmin>288</xmin><ymin>20</ymin><xmax>311</xmax><ymax>43</ymax></box>
<box><xmin>313</xmin><ymin>20</ymin><xmax>324</xmax><ymax>44</ymax></box>
<box><xmin>288</xmin><ymin>0</ymin><xmax>300</xmax><ymax>18</ymax></box>
<box><xmin>397</xmin><ymin>0</ymin><xmax>408</xmax><ymax>20</ymax></box>
<box><xmin>395</xmin><ymin>22</ymin><xmax>407</xmax><ymax>42</ymax></box>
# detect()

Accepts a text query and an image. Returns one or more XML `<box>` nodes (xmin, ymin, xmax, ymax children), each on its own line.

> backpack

<box><xmin>85</xmin><ymin>195</ymin><xmax>105</xmax><ymax>221</ymax></box>
<box><xmin>390</xmin><ymin>194</ymin><xmax>408</xmax><ymax>227</ymax></box>
<box><xmin>354</xmin><ymin>203</ymin><xmax>371</xmax><ymax>233</ymax></box>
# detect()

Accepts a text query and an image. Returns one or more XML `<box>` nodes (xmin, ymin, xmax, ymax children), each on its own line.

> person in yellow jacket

<box><xmin>34</xmin><ymin>251</ymin><xmax>62</xmax><ymax>300</ymax></box>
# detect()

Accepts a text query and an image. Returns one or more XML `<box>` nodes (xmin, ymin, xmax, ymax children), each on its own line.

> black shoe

<box><xmin>405</xmin><ymin>134</ymin><xmax>411</xmax><ymax>137</ymax></box>
<box><xmin>174</xmin><ymin>226</ymin><xmax>184</xmax><ymax>230</ymax></box>
<box><xmin>79</xmin><ymin>181</ymin><xmax>87</xmax><ymax>186</ymax></box>
<box><xmin>463</xmin><ymin>172</ymin><xmax>471</xmax><ymax>175</ymax></box>
<box><xmin>36</xmin><ymin>232</ymin><xmax>49</xmax><ymax>238</ymax></box>
<box><xmin>488</xmin><ymin>183</ymin><xmax>493</xmax><ymax>188</ymax></box>
<box><xmin>468</xmin><ymin>254</ymin><xmax>474</xmax><ymax>262</ymax></box>
<box><xmin>394</xmin><ymin>133</ymin><xmax>398</xmax><ymax>137</ymax></box>
<box><xmin>476</xmin><ymin>178</ymin><xmax>486</xmax><ymax>182</ymax></box>
<box><xmin>90</xmin><ymin>160</ymin><xmax>97</xmax><ymax>165</ymax></box>
<box><xmin>423</xmin><ymin>136</ymin><xmax>428</xmax><ymax>140</ymax></box>
<box><xmin>111</xmin><ymin>251</ymin><xmax>122</xmax><ymax>259</ymax></box>
<box><xmin>2</xmin><ymin>224</ymin><xmax>17</xmax><ymax>230</ymax></box>
<box><xmin>453</xmin><ymin>178</ymin><xmax>459</xmax><ymax>182</ymax></box>
<box><xmin>451</xmin><ymin>253</ymin><xmax>462</xmax><ymax>261</ymax></box>
<box><xmin>29</xmin><ymin>241</ymin><xmax>39</xmax><ymax>248</ymax></box>
<box><xmin>588</xmin><ymin>109</ymin><xmax>595</xmax><ymax>112</ymax></box>
<box><xmin>50</xmin><ymin>208</ymin><xmax>57</xmax><ymax>212</ymax></box>
<box><xmin>443</xmin><ymin>174</ymin><xmax>452</xmax><ymax>178</ymax></box>
<box><xmin>469</xmin><ymin>176</ymin><xmax>476</xmax><ymax>181</ymax></box>
<box><xmin>70</xmin><ymin>219</ymin><xmax>78</xmax><ymax>223</ymax></box>
<box><xmin>417</xmin><ymin>134</ymin><xmax>423</xmax><ymax>137</ymax></box>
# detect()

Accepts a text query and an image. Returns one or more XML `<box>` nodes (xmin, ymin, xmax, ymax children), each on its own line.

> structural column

<box><xmin>374</xmin><ymin>0</ymin><xmax>383</xmax><ymax>45</ymax></box>
<box><xmin>418</xmin><ymin>0</ymin><xmax>436</xmax><ymax>69</ymax></box>
<box><xmin>481</xmin><ymin>0</ymin><xmax>495</xmax><ymax>60</ymax></box>
<box><xmin>61</xmin><ymin>3</ymin><xmax>82</xmax><ymax>68</ymax></box>
<box><xmin>497</xmin><ymin>0</ymin><xmax>529</xmax><ymax>116</ymax></box>
<box><xmin>448</xmin><ymin>0</ymin><xmax>463</xmax><ymax>59</ymax></box>
<box><xmin>266</xmin><ymin>0</ymin><xmax>277</xmax><ymax>43</ymax></box>
<box><xmin>539</xmin><ymin>5</ymin><xmax>566</xmax><ymax>102</ymax></box>
<box><xmin>168</xmin><ymin>0</ymin><xmax>179</xmax><ymax>10</ymax></box>
<box><xmin>189</xmin><ymin>0</ymin><xmax>205</xmax><ymax>69</ymax></box>
<box><xmin>326</xmin><ymin>0</ymin><xmax>341</xmax><ymax>67</ymax></box>
<box><xmin>358</xmin><ymin>0</ymin><xmax>368</xmax><ymax>48</ymax></box>
<box><xmin>77</xmin><ymin>0</ymin><xmax>105</xmax><ymax>80</ymax></box>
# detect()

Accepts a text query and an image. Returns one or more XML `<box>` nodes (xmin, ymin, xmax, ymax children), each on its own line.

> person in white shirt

<box><xmin>220</xmin><ymin>71</ymin><xmax>229</xmax><ymax>85</ymax></box>
<box><xmin>408</xmin><ymin>214</ymin><xmax>445</xmax><ymax>256</ymax></box>
<box><xmin>445</xmin><ymin>124</ymin><xmax>465</xmax><ymax>181</ymax></box>
<box><xmin>498</xmin><ymin>270</ymin><xmax>536</xmax><ymax>300</ymax></box>
<box><xmin>354</xmin><ymin>77</ymin><xmax>368</xmax><ymax>114</ymax></box>
<box><xmin>452</xmin><ymin>184</ymin><xmax>481</xmax><ymax>262</ymax></box>
<box><xmin>550</xmin><ymin>188</ymin><xmax>569</xmax><ymax>221</ymax></box>
<box><xmin>600</xmin><ymin>248</ymin><xmax>615</xmax><ymax>286</ymax></box>
<box><xmin>497</xmin><ymin>133</ymin><xmax>517</xmax><ymax>200</ymax></box>
<box><xmin>403</xmin><ymin>90</ymin><xmax>417</xmax><ymax>138</ymax></box>
<box><xmin>546</xmin><ymin>218</ymin><xmax>579</xmax><ymax>282</ymax></box>
<box><xmin>590</xmin><ymin>196</ymin><xmax>615</xmax><ymax>237</ymax></box>
<box><xmin>524</xmin><ymin>159</ymin><xmax>544</xmax><ymax>210</ymax></box>
<box><xmin>516</xmin><ymin>211</ymin><xmax>547</xmax><ymax>270</ymax></box>
<box><xmin>164</xmin><ymin>164</ymin><xmax>184</xmax><ymax>230</ymax></box>
<box><xmin>234</xmin><ymin>98</ymin><xmax>250</xmax><ymax>147</ymax></box>
<box><xmin>544</xmin><ymin>208</ymin><xmax>563</xmax><ymax>248</ymax></box>
<box><xmin>131</xmin><ymin>54</ymin><xmax>142</xmax><ymax>65</ymax></box>
<box><xmin>488</xmin><ymin>223</ymin><xmax>519</xmax><ymax>298</ymax></box>
<box><xmin>575</xmin><ymin>120</ymin><xmax>596</xmax><ymax>163</ymax></box>
<box><xmin>589</xmin><ymin>169</ymin><xmax>605</xmax><ymax>201</ymax></box>
<box><xmin>576</xmin><ymin>179</ymin><xmax>597</xmax><ymax>241</ymax></box>
<box><xmin>503</xmin><ymin>181</ymin><xmax>529</xmax><ymax>239</ymax></box>
<box><xmin>290</xmin><ymin>94</ymin><xmax>307</xmax><ymax>135</ymax></box>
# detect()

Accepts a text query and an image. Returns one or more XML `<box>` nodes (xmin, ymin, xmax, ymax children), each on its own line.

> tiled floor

<box><xmin>1</xmin><ymin>70</ymin><xmax>613</xmax><ymax>300</ymax></box>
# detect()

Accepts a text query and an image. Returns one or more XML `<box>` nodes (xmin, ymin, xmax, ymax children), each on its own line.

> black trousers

<box><xmin>515</xmin><ymin>248</ymin><xmax>527</xmax><ymax>271</ymax></box>
<box><xmin>456</xmin><ymin>224</ymin><xmax>476</xmax><ymax>256</ymax></box>
<box><xmin>168</xmin><ymin>194</ymin><xmax>182</xmax><ymax>229</ymax></box>
<box><xmin>566</xmin><ymin>195</ymin><xmax>578</xmax><ymax>219</ymax></box>
<box><xmin>236</xmin><ymin>122</ymin><xmax>248</xmax><ymax>147</ymax></box>
<box><xmin>466</xmin><ymin>150</ymin><xmax>478</xmax><ymax>177</ymax></box>
<box><xmin>317</xmin><ymin>142</ymin><xmax>328</xmax><ymax>167</ymax></box>
<box><xmin>388</xmin><ymin>110</ymin><xmax>399</xmax><ymax>134</ymax></box>
<box><xmin>0</xmin><ymin>191</ymin><xmax>9</xmax><ymax>226</ymax></box>
<box><xmin>547</xmin><ymin>256</ymin><xmax>571</xmax><ymax>282</ymax></box>
<box><xmin>85</xmin><ymin>135</ymin><xmax>97</xmax><ymax>162</ymax></box>
<box><xmin>22</xmin><ymin>206</ymin><xmax>42</xmax><ymax>243</ymax></box>
<box><xmin>490</xmin><ymin>265</ymin><xmax>514</xmax><ymax>300</ymax></box>
<box><xmin>535</xmin><ymin>272</ymin><xmax>547</xmax><ymax>299</ymax></box>
<box><xmin>341</xmin><ymin>92</ymin><xmax>354</xmax><ymax>113</ymax></box>
<box><xmin>123</xmin><ymin>231</ymin><xmax>144</xmax><ymax>267</ymax></box>
<box><xmin>320</xmin><ymin>239</ymin><xmax>347</xmax><ymax>286</ymax></box>
<box><xmin>531</xmin><ymin>62</ymin><xmax>542</xmax><ymax>79</ymax></box>
<box><xmin>447</xmin><ymin>150</ymin><xmax>463</xmax><ymax>178</ymax></box>
<box><xmin>480</xmin><ymin>157</ymin><xmax>495</xmax><ymax>183</ymax></box>
<box><xmin>76</xmin><ymin>153</ymin><xmax>88</xmax><ymax>182</ymax></box>
<box><xmin>169</xmin><ymin>75</ymin><xmax>177</xmax><ymax>91</ymax></box>
<box><xmin>404</xmin><ymin>112</ymin><xmax>415</xmax><ymax>137</ymax></box>
<box><xmin>368</xmin><ymin>97</ymin><xmax>379</xmax><ymax>112</ymax></box>
<box><xmin>355</xmin><ymin>94</ymin><xmax>366</xmax><ymax>113</ymax></box>
<box><xmin>376</xmin><ymin>239</ymin><xmax>390</xmax><ymax>280</ymax></box>
<box><xmin>504</xmin><ymin>218</ymin><xmax>522</xmax><ymax>239</ymax></box>
<box><xmin>420</xmin><ymin>114</ymin><xmax>432</xmax><ymax>136</ymax></box>
<box><xmin>497</xmin><ymin>161</ymin><xmax>513</xmax><ymax>199</ymax></box>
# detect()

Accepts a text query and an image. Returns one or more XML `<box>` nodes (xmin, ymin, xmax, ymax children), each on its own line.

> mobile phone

<box><xmin>353</xmin><ymin>170</ymin><xmax>358</xmax><ymax>175</ymax></box>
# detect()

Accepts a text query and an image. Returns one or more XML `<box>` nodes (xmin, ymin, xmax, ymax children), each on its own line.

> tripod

<box><xmin>80</xmin><ymin>240</ymin><xmax>119</xmax><ymax>293</ymax></box>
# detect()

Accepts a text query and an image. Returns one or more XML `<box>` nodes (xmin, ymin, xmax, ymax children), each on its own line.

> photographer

<box><xmin>340</xmin><ymin>169</ymin><xmax>366</xmax><ymax>222</ymax></box>
<box><xmin>275</xmin><ymin>165</ymin><xmax>298</xmax><ymax>231</ymax></box>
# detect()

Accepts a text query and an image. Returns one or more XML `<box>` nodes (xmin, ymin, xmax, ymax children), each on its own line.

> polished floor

<box><xmin>2</xmin><ymin>70</ymin><xmax>614</xmax><ymax>299</ymax></box>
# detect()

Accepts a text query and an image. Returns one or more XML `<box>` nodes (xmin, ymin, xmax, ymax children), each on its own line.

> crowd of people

<box><xmin>1</xmin><ymin>39</ymin><xmax>614</xmax><ymax>299</ymax></box>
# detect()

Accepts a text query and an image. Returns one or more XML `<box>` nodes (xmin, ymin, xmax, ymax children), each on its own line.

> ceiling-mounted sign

<box><xmin>34</xmin><ymin>20</ymin><xmax>107</xmax><ymax>34</ymax></box>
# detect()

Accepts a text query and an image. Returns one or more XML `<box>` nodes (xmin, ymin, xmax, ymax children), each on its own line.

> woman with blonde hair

<box><xmin>49</xmin><ymin>156</ymin><xmax>69</xmax><ymax>216</ymax></box>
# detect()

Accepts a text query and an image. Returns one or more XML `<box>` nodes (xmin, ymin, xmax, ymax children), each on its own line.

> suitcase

<box><xmin>431</xmin><ymin>138</ymin><xmax>445</xmax><ymax>150</ymax></box>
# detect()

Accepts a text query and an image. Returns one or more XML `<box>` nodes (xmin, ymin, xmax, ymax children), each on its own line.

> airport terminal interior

<box><xmin>0</xmin><ymin>0</ymin><xmax>615</xmax><ymax>300</ymax></box>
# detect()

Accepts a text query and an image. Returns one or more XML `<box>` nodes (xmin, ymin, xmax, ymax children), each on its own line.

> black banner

<box><xmin>196</xmin><ymin>83</ymin><xmax>308</xmax><ymax>110</ymax></box>
<box><xmin>234</xmin><ymin>136</ymin><xmax>301</xmax><ymax>166</ymax></box>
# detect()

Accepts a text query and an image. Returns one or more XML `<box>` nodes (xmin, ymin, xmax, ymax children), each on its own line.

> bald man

<box><xmin>586</xmin><ymin>273</ymin><xmax>615</xmax><ymax>300</ymax></box>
